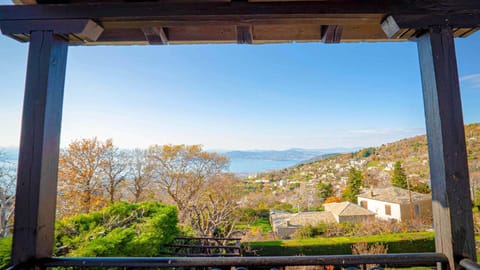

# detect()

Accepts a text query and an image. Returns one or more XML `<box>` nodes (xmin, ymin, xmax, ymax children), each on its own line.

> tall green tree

<box><xmin>391</xmin><ymin>161</ymin><xmax>408</xmax><ymax>189</ymax></box>
<box><xmin>343</xmin><ymin>168</ymin><xmax>363</xmax><ymax>203</ymax></box>
<box><xmin>317</xmin><ymin>181</ymin><xmax>333</xmax><ymax>202</ymax></box>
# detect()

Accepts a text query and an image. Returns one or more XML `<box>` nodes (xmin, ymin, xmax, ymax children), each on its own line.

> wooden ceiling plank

<box><xmin>253</xmin><ymin>24</ymin><xmax>321</xmax><ymax>41</ymax></box>
<box><xmin>101</xmin><ymin>15</ymin><xmax>381</xmax><ymax>28</ymax></box>
<box><xmin>167</xmin><ymin>25</ymin><xmax>236</xmax><ymax>43</ymax></box>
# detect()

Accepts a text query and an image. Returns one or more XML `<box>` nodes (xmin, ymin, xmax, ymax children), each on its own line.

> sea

<box><xmin>1</xmin><ymin>147</ymin><xmax>303</xmax><ymax>175</ymax></box>
<box><xmin>226</xmin><ymin>158</ymin><xmax>301</xmax><ymax>174</ymax></box>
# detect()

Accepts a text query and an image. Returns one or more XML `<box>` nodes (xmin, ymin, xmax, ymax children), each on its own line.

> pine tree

<box><xmin>391</xmin><ymin>161</ymin><xmax>408</xmax><ymax>189</ymax></box>
<box><xmin>317</xmin><ymin>181</ymin><xmax>333</xmax><ymax>202</ymax></box>
<box><xmin>343</xmin><ymin>167</ymin><xmax>363</xmax><ymax>203</ymax></box>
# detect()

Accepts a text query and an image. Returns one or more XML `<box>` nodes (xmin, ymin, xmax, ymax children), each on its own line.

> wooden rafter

<box><xmin>142</xmin><ymin>27</ymin><xmax>169</xmax><ymax>45</ymax></box>
<box><xmin>236</xmin><ymin>25</ymin><xmax>253</xmax><ymax>44</ymax></box>
<box><xmin>321</xmin><ymin>25</ymin><xmax>343</xmax><ymax>43</ymax></box>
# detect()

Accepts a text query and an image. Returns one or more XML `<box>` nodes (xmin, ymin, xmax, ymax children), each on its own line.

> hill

<box><xmin>240</xmin><ymin>123</ymin><xmax>480</xmax><ymax>210</ymax></box>
<box><xmin>224</xmin><ymin>148</ymin><xmax>357</xmax><ymax>161</ymax></box>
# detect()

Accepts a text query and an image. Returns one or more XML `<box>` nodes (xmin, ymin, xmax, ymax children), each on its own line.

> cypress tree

<box><xmin>343</xmin><ymin>167</ymin><xmax>363</xmax><ymax>202</ymax></box>
<box><xmin>391</xmin><ymin>161</ymin><xmax>408</xmax><ymax>189</ymax></box>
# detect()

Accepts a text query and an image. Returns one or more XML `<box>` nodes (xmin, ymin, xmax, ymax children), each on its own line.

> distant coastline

<box><xmin>1</xmin><ymin>146</ymin><xmax>358</xmax><ymax>174</ymax></box>
<box><xmin>227</xmin><ymin>158</ymin><xmax>300</xmax><ymax>174</ymax></box>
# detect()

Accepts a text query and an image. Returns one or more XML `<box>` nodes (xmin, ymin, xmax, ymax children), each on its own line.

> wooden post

<box><xmin>11</xmin><ymin>31</ymin><xmax>68</xmax><ymax>269</ymax></box>
<box><xmin>417</xmin><ymin>26</ymin><xmax>476</xmax><ymax>269</ymax></box>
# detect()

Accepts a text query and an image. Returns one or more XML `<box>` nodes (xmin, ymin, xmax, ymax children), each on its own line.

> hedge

<box><xmin>243</xmin><ymin>232</ymin><xmax>435</xmax><ymax>256</ymax></box>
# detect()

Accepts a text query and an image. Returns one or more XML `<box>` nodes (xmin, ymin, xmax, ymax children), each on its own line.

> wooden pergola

<box><xmin>0</xmin><ymin>1</ymin><xmax>479</xmax><ymax>269</ymax></box>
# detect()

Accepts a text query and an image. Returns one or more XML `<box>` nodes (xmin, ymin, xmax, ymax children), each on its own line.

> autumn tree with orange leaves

<box><xmin>57</xmin><ymin>138</ymin><xmax>113</xmax><ymax>217</ymax></box>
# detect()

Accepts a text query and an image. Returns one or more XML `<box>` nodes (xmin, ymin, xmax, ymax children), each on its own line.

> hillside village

<box><xmin>240</xmin><ymin>123</ymin><xmax>480</xmax><ymax>213</ymax></box>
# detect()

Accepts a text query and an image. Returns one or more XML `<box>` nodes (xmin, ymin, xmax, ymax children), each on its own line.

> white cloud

<box><xmin>347</xmin><ymin>128</ymin><xmax>424</xmax><ymax>136</ymax></box>
<box><xmin>460</xmin><ymin>73</ymin><xmax>480</xmax><ymax>89</ymax></box>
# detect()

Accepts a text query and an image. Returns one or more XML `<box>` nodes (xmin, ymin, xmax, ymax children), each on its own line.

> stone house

<box><xmin>357</xmin><ymin>186</ymin><xmax>432</xmax><ymax>221</ymax></box>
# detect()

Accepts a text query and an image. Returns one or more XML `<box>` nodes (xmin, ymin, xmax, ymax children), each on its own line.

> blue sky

<box><xmin>1</xmin><ymin>29</ymin><xmax>480</xmax><ymax>150</ymax></box>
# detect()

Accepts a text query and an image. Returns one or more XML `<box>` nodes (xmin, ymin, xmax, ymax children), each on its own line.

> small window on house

<box><xmin>385</xmin><ymin>205</ymin><xmax>391</xmax><ymax>215</ymax></box>
<box><xmin>360</xmin><ymin>201</ymin><xmax>368</xmax><ymax>209</ymax></box>
<box><xmin>415</xmin><ymin>204</ymin><xmax>420</xmax><ymax>216</ymax></box>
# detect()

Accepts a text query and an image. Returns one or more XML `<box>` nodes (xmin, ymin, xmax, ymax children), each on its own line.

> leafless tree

<box><xmin>147</xmin><ymin>144</ymin><xmax>228</xmax><ymax>222</ymax></box>
<box><xmin>0</xmin><ymin>150</ymin><xmax>16</xmax><ymax>237</ymax></box>
<box><xmin>100</xmin><ymin>145</ymin><xmax>129</xmax><ymax>203</ymax></box>
<box><xmin>126</xmin><ymin>149</ymin><xmax>155</xmax><ymax>203</ymax></box>
<box><xmin>186</xmin><ymin>173</ymin><xmax>240</xmax><ymax>238</ymax></box>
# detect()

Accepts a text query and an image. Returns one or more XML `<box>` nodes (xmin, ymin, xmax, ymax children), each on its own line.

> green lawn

<box><xmin>236</xmin><ymin>217</ymin><xmax>273</xmax><ymax>233</ymax></box>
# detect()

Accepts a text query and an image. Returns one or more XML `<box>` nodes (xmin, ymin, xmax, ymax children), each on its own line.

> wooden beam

<box><xmin>381</xmin><ymin>16</ymin><xmax>403</xmax><ymax>38</ymax></box>
<box><xmin>382</xmin><ymin>15</ymin><xmax>480</xmax><ymax>38</ymax></box>
<box><xmin>1</xmin><ymin>1</ymin><xmax>479</xmax><ymax>22</ymax></box>
<box><xmin>321</xmin><ymin>25</ymin><xmax>343</xmax><ymax>43</ymax></box>
<box><xmin>142</xmin><ymin>27</ymin><xmax>169</xmax><ymax>45</ymax></box>
<box><xmin>0</xmin><ymin>19</ymin><xmax>103</xmax><ymax>42</ymax></box>
<box><xmin>417</xmin><ymin>26</ymin><xmax>476</xmax><ymax>270</ymax></box>
<box><xmin>11</xmin><ymin>31</ymin><xmax>68</xmax><ymax>269</ymax></box>
<box><xmin>236</xmin><ymin>25</ymin><xmax>253</xmax><ymax>44</ymax></box>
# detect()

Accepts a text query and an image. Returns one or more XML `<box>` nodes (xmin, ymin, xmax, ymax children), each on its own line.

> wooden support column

<box><xmin>11</xmin><ymin>31</ymin><xmax>68</xmax><ymax>269</ymax></box>
<box><xmin>417</xmin><ymin>26</ymin><xmax>476</xmax><ymax>270</ymax></box>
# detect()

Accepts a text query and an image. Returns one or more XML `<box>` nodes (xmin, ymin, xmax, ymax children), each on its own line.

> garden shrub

<box><xmin>293</xmin><ymin>224</ymin><xmax>327</xmax><ymax>239</ymax></box>
<box><xmin>0</xmin><ymin>237</ymin><xmax>11</xmax><ymax>269</ymax></box>
<box><xmin>55</xmin><ymin>201</ymin><xmax>178</xmax><ymax>257</ymax></box>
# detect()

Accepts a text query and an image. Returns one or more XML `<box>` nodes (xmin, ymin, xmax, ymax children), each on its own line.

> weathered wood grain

<box><xmin>417</xmin><ymin>26</ymin><xmax>476</xmax><ymax>270</ymax></box>
<box><xmin>236</xmin><ymin>25</ymin><xmax>253</xmax><ymax>44</ymax></box>
<box><xmin>0</xmin><ymin>19</ymin><xmax>103</xmax><ymax>42</ymax></box>
<box><xmin>142</xmin><ymin>27</ymin><xmax>169</xmax><ymax>45</ymax></box>
<box><xmin>322</xmin><ymin>25</ymin><xmax>343</xmax><ymax>43</ymax></box>
<box><xmin>11</xmin><ymin>31</ymin><xmax>68</xmax><ymax>269</ymax></box>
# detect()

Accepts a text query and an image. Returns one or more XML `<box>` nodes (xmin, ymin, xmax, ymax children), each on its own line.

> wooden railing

<box><xmin>164</xmin><ymin>237</ymin><xmax>242</xmax><ymax>257</ymax></box>
<box><xmin>7</xmin><ymin>253</ymin><xmax>448</xmax><ymax>269</ymax></box>
<box><xmin>460</xmin><ymin>258</ymin><xmax>480</xmax><ymax>270</ymax></box>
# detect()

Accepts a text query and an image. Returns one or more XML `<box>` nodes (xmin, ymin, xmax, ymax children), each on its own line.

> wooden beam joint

<box><xmin>0</xmin><ymin>19</ymin><xmax>104</xmax><ymax>43</ymax></box>
<box><xmin>142</xmin><ymin>26</ymin><xmax>168</xmax><ymax>45</ymax></box>
<box><xmin>321</xmin><ymin>25</ymin><xmax>343</xmax><ymax>43</ymax></box>
<box><xmin>236</xmin><ymin>25</ymin><xmax>253</xmax><ymax>44</ymax></box>
<box><xmin>382</xmin><ymin>15</ymin><xmax>479</xmax><ymax>39</ymax></box>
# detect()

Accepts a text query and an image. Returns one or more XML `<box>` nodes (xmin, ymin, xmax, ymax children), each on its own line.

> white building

<box><xmin>357</xmin><ymin>187</ymin><xmax>432</xmax><ymax>221</ymax></box>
